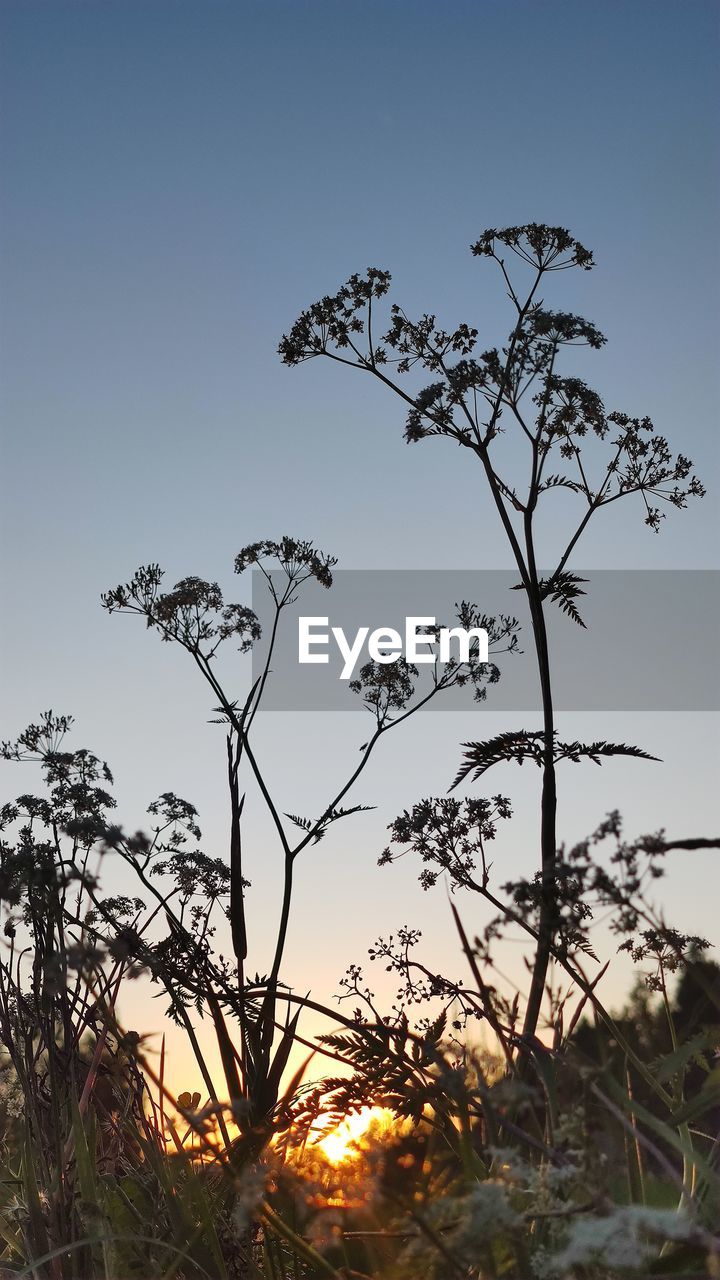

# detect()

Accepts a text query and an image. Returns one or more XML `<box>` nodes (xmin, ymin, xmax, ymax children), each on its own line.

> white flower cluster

<box><xmin>534</xmin><ymin>1205</ymin><xmax>697</xmax><ymax>1276</ymax></box>
<box><xmin>231</xmin><ymin>1162</ymin><xmax>269</xmax><ymax>1236</ymax></box>
<box><xmin>397</xmin><ymin>1181</ymin><xmax>520</xmax><ymax>1278</ymax></box>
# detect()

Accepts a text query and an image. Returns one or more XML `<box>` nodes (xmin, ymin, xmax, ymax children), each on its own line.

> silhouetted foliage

<box><xmin>283</xmin><ymin>221</ymin><xmax>705</xmax><ymax>1050</ymax></box>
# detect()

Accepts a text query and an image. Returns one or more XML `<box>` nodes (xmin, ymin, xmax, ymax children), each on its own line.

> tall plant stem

<box><xmin>521</xmin><ymin>585</ymin><xmax>557</xmax><ymax>1045</ymax></box>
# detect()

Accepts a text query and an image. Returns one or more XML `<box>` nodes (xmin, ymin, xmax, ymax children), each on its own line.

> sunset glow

<box><xmin>315</xmin><ymin>1106</ymin><xmax>393</xmax><ymax>1165</ymax></box>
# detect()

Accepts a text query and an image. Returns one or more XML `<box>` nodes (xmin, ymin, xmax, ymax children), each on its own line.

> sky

<box><xmin>1</xmin><ymin>0</ymin><xmax>718</xmax><ymax>1088</ymax></box>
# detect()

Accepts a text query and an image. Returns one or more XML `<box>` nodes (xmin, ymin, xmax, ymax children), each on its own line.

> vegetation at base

<box><xmin>0</xmin><ymin>225</ymin><xmax>716</xmax><ymax>1277</ymax></box>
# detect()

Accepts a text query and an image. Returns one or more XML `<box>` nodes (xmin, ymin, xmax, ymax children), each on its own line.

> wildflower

<box><xmin>550</xmin><ymin>1205</ymin><xmax>698</xmax><ymax>1272</ymax></box>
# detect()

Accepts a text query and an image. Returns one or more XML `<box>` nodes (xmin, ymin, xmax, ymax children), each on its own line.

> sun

<box><xmin>315</xmin><ymin>1105</ymin><xmax>392</xmax><ymax>1165</ymax></box>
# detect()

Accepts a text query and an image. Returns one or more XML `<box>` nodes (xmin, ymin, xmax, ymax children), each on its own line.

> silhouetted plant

<box><xmin>100</xmin><ymin>537</ymin><xmax>516</xmax><ymax>1164</ymax></box>
<box><xmin>0</xmin><ymin>528</ymin><xmax>524</xmax><ymax>1276</ymax></box>
<box><xmin>281</xmin><ymin>222</ymin><xmax>705</xmax><ymax>1048</ymax></box>
<box><xmin>0</xmin><ymin>230</ymin><xmax>716</xmax><ymax>1277</ymax></box>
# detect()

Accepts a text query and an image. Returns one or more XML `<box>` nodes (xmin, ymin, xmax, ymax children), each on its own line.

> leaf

<box><xmin>71</xmin><ymin>1093</ymin><xmax>98</xmax><ymax>1206</ymax></box>
<box><xmin>258</xmin><ymin>1003</ymin><xmax>305</xmax><ymax>1119</ymax></box>
<box><xmin>21</xmin><ymin>1128</ymin><xmax>50</xmax><ymax>1262</ymax></box>
<box><xmin>285</xmin><ymin>803</ymin><xmax>375</xmax><ymax>844</ymax></box>
<box><xmin>512</xmin><ymin>571</ymin><xmax>588</xmax><ymax>626</ymax></box>
<box><xmin>537</xmin><ymin>474</ymin><xmax>584</xmax><ymax>495</ymax></box>
<box><xmin>450</xmin><ymin>730</ymin><xmax>545</xmax><ymax>789</ymax></box>
<box><xmin>554</xmin><ymin>739</ymin><xmax>659</xmax><ymax>766</ymax></box>
<box><xmin>539</xmin><ymin>571</ymin><xmax>588</xmax><ymax>627</ymax></box>
<box><xmin>206</xmin><ymin>991</ymin><xmax>243</xmax><ymax>1103</ymax></box>
<box><xmin>596</xmin><ymin>1076</ymin><xmax>720</xmax><ymax>1196</ymax></box>
<box><xmin>652</xmin><ymin>1027</ymin><xmax>720</xmax><ymax>1085</ymax></box>
<box><xmin>423</xmin><ymin>1008</ymin><xmax>447</xmax><ymax>1046</ymax></box>
<box><xmin>451</xmin><ymin>731</ymin><xmax>658</xmax><ymax>789</ymax></box>
<box><xmin>669</xmin><ymin>1067</ymin><xmax>720</xmax><ymax>1127</ymax></box>
<box><xmin>285</xmin><ymin>812</ymin><xmax>312</xmax><ymax>834</ymax></box>
<box><xmin>262</xmin><ymin>1202</ymin><xmax>344</xmax><ymax>1278</ymax></box>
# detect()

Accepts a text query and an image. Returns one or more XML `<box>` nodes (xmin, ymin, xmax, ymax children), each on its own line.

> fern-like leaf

<box><xmin>452</xmin><ymin>732</ymin><xmax>658</xmax><ymax>789</ymax></box>
<box><xmin>537</xmin><ymin>474</ymin><xmax>584</xmax><ymax>495</ymax></box>
<box><xmin>286</xmin><ymin>803</ymin><xmax>376</xmax><ymax>845</ymax></box>
<box><xmin>538</xmin><ymin>571</ymin><xmax>588</xmax><ymax>628</ymax></box>
<box><xmin>285</xmin><ymin>813</ymin><xmax>312</xmax><ymax>833</ymax></box>
<box><xmin>451</xmin><ymin>730</ymin><xmax>546</xmax><ymax>789</ymax></box>
<box><xmin>554</xmin><ymin>739</ymin><xmax>660</xmax><ymax>766</ymax></box>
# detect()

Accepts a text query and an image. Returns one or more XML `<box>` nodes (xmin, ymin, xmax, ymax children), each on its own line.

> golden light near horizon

<box><xmin>315</xmin><ymin>1105</ymin><xmax>393</xmax><ymax>1165</ymax></box>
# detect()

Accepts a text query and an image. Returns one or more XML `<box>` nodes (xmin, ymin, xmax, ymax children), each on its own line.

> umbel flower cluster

<box><xmin>280</xmin><ymin>223</ymin><xmax>704</xmax><ymax>531</ymax></box>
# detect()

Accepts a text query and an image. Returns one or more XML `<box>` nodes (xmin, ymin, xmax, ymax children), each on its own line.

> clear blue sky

<box><xmin>1</xmin><ymin>1</ymin><xmax>718</xmax><ymax>1074</ymax></box>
